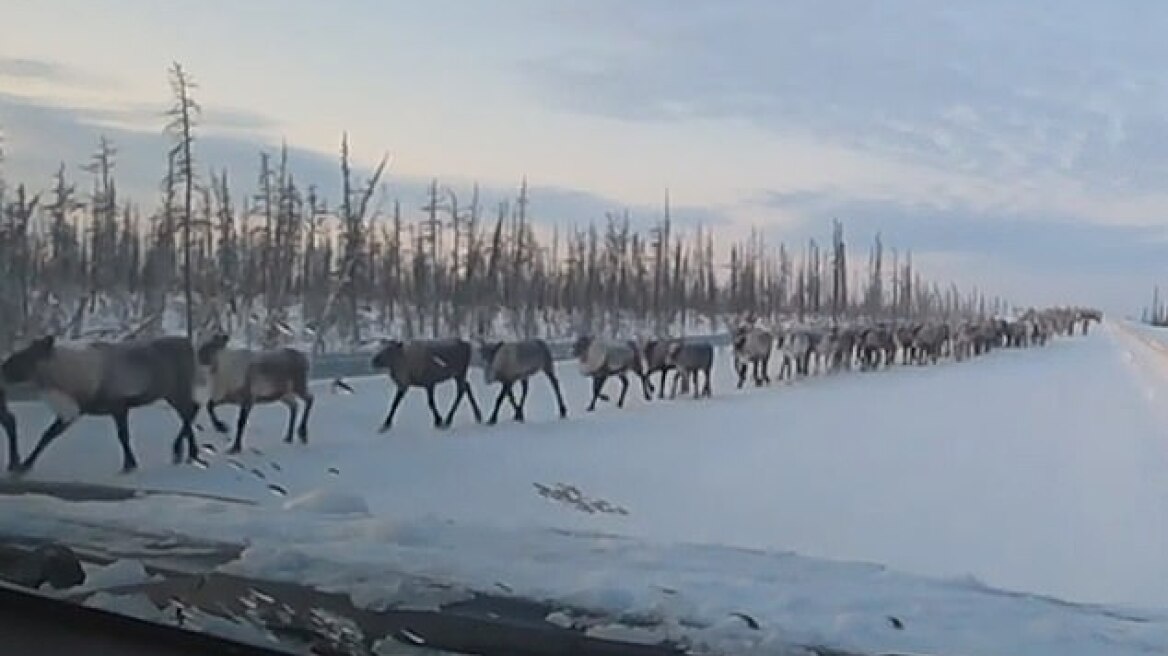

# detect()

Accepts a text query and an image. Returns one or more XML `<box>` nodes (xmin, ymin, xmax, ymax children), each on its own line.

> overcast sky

<box><xmin>3</xmin><ymin>0</ymin><xmax>1168</xmax><ymax>313</ymax></box>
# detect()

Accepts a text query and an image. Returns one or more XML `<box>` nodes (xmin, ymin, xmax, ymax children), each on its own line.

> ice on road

<box><xmin>5</xmin><ymin>322</ymin><xmax>1168</xmax><ymax>654</ymax></box>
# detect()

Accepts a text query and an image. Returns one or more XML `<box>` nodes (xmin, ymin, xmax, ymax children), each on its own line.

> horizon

<box><xmin>3</xmin><ymin>1</ymin><xmax>1168</xmax><ymax>314</ymax></box>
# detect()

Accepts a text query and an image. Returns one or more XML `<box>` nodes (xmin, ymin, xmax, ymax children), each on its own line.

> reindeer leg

<box><xmin>587</xmin><ymin>375</ymin><xmax>604</xmax><ymax>412</ymax></box>
<box><xmin>112</xmin><ymin>408</ymin><xmax>138</xmax><ymax>474</ymax></box>
<box><xmin>545</xmin><ymin>371</ymin><xmax>568</xmax><ymax>419</ymax></box>
<box><xmin>229</xmin><ymin>401</ymin><xmax>252</xmax><ymax>454</ymax></box>
<box><xmin>207</xmin><ymin>400</ymin><xmax>229</xmax><ymax>433</ymax></box>
<box><xmin>488</xmin><ymin>383</ymin><xmax>509</xmax><ymax>425</ymax></box>
<box><xmin>297</xmin><ymin>392</ymin><xmax>313</xmax><ymax>443</ymax></box>
<box><xmin>658</xmin><ymin>369</ymin><xmax>668</xmax><ymax>399</ymax></box>
<box><xmin>16</xmin><ymin>418</ymin><xmax>75</xmax><ymax>475</ymax></box>
<box><xmin>379</xmin><ymin>387</ymin><xmax>408</xmax><ymax>433</ymax></box>
<box><xmin>736</xmin><ymin>362</ymin><xmax>747</xmax><ymax>389</ymax></box>
<box><xmin>428</xmin><ymin>385</ymin><xmax>446</xmax><ymax>428</ymax></box>
<box><xmin>514</xmin><ymin>379</ymin><xmax>529</xmax><ymax>422</ymax></box>
<box><xmin>282</xmin><ymin>397</ymin><xmax>298</xmax><ymax>444</ymax></box>
<box><xmin>595</xmin><ymin>374</ymin><xmax>611</xmax><ymax>402</ymax></box>
<box><xmin>166</xmin><ymin>396</ymin><xmax>200</xmax><ymax>464</ymax></box>
<box><xmin>617</xmin><ymin>372</ymin><xmax>630</xmax><ymax>408</ymax></box>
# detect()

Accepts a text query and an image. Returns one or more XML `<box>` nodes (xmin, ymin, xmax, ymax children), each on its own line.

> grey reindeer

<box><xmin>572</xmin><ymin>335</ymin><xmax>651</xmax><ymax>412</ymax></box>
<box><xmin>371</xmin><ymin>339</ymin><xmax>482</xmax><ymax>432</ymax></box>
<box><xmin>858</xmin><ymin>325</ymin><xmax>896</xmax><ymax>371</ymax></box>
<box><xmin>640</xmin><ymin>339</ymin><xmax>679</xmax><ymax>399</ymax></box>
<box><xmin>0</xmin><ymin>385</ymin><xmax>17</xmax><ymax>471</ymax></box>
<box><xmin>732</xmin><ymin>324</ymin><xmax>774</xmax><ymax>387</ymax></box>
<box><xmin>664</xmin><ymin>340</ymin><xmax>714</xmax><ymax>399</ymax></box>
<box><xmin>0</xmin><ymin>335</ymin><xmax>201</xmax><ymax>474</ymax></box>
<box><xmin>197</xmin><ymin>334</ymin><xmax>315</xmax><ymax>454</ymax></box>
<box><xmin>480</xmin><ymin>339</ymin><xmax>568</xmax><ymax>424</ymax></box>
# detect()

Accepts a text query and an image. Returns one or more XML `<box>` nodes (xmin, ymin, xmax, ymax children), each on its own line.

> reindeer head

<box><xmin>2</xmin><ymin>335</ymin><xmax>55</xmax><ymax>383</ymax></box>
<box><xmin>371</xmin><ymin>339</ymin><xmax>404</xmax><ymax>370</ymax></box>
<box><xmin>479</xmin><ymin>341</ymin><xmax>503</xmax><ymax>366</ymax></box>
<box><xmin>571</xmin><ymin>335</ymin><xmax>594</xmax><ymax>359</ymax></box>
<box><xmin>196</xmin><ymin>333</ymin><xmax>231</xmax><ymax>366</ymax></box>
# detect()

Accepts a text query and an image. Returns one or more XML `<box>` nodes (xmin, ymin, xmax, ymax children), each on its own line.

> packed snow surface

<box><xmin>4</xmin><ymin>322</ymin><xmax>1168</xmax><ymax>654</ymax></box>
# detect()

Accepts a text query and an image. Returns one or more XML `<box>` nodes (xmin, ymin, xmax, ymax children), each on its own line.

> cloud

<box><xmin>0</xmin><ymin>92</ymin><xmax>728</xmax><ymax>231</ymax></box>
<box><xmin>757</xmin><ymin>188</ymin><xmax>1167</xmax><ymax>311</ymax></box>
<box><xmin>521</xmin><ymin>1</ymin><xmax>1168</xmax><ymax>196</ymax></box>
<box><xmin>77</xmin><ymin>102</ymin><xmax>278</xmax><ymax>137</ymax></box>
<box><xmin>0</xmin><ymin>57</ymin><xmax>76</xmax><ymax>83</ymax></box>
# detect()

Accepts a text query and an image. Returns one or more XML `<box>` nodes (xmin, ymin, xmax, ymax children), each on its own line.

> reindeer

<box><xmin>1006</xmin><ymin>320</ymin><xmax>1031</xmax><ymax>348</ymax></box>
<box><xmin>479</xmin><ymin>339</ymin><xmax>568</xmax><ymax>424</ymax></box>
<box><xmin>952</xmin><ymin>322</ymin><xmax>976</xmax><ymax>362</ymax></box>
<box><xmin>371</xmin><ymin>339</ymin><xmax>482</xmax><ymax>432</ymax></box>
<box><xmin>1079</xmin><ymin>308</ymin><xmax>1103</xmax><ymax>335</ymax></box>
<box><xmin>894</xmin><ymin>323</ymin><xmax>921</xmax><ymax>365</ymax></box>
<box><xmin>640</xmin><ymin>339</ymin><xmax>679</xmax><ymax>399</ymax></box>
<box><xmin>732</xmin><ymin>324</ymin><xmax>774</xmax><ymax>387</ymax></box>
<box><xmin>859</xmin><ymin>325</ymin><xmax>896</xmax><ymax>371</ymax></box>
<box><xmin>664</xmin><ymin>340</ymin><xmax>714</xmax><ymax>399</ymax></box>
<box><xmin>0</xmin><ymin>335</ymin><xmax>200</xmax><ymax>474</ymax></box>
<box><xmin>912</xmin><ymin>323</ymin><xmax>948</xmax><ymax>365</ymax></box>
<box><xmin>572</xmin><ymin>336</ymin><xmax>650</xmax><ymax>412</ymax></box>
<box><xmin>774</xmin><ymin>329</ymin><xmax>804</xmax><ymax>381</ymax></box>
<box><xmin>197</xmin><ymin>334</ymin><xmax>314</xmax><ymax>454</ymax></box>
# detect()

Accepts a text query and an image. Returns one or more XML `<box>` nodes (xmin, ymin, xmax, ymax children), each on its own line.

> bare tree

<box><xmin>166</xmin><ymin>62</ymin><xmax>200</xmax><ymax>338</ymax></box>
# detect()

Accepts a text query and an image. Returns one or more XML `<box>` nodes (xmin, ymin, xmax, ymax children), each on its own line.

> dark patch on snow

<box><xmin>534</xmin><ymin>482</ymin><xmax>630</xmax><ymax>516</ymax></box>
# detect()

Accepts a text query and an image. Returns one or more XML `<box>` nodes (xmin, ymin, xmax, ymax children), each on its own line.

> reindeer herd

<box><xmin>0</xmin><ymin>306</ymin><xmax>1102</xmax><ymax>475</ymax></box>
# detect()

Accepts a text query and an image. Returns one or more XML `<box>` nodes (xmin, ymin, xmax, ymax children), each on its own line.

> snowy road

<box><xmin>5</xmin><ymin>323</ymin><xmax>1168</xmax><ymax>654</ymax></box>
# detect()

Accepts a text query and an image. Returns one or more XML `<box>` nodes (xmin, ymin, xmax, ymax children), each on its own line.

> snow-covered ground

<box><xmin>4</xmin><ymin>322</ymin><xmax>1168</xmax><ymax>654</ymax></box>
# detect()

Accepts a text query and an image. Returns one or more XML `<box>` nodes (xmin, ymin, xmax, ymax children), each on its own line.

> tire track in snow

<box><xmin>1111</xmin><ymin>322</ymin><xmax>1168</xmax><ymax>409</ymax></box>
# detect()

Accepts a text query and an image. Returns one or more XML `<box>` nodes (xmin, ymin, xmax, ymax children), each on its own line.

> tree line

<box><xmin>0</xmin><ymin>64</ymin><xmax>1008</xmax><ymax>354</ymax></box>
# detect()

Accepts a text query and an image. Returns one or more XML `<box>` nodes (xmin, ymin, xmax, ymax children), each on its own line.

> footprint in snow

<box><xmin>729</xmin><ymin>612</ymin><xmax>759</xmax><ymax>630</ymax></box>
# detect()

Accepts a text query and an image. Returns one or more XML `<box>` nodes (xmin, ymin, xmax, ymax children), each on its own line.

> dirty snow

<box><xmin>3</xmin><ymin>323</ymin><xmax>1168</xmax><ymax>654</ymax></box>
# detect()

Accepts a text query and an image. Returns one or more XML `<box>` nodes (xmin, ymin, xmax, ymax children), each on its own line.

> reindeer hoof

<box><xmin>120</xmin><ymin>464</ymin><xmax>138</xmax><ymax>475</ymax></box>
<box><xmin>487</xmin><ymin>418</ymin><xmax>498</xmax><ymax>426</ymax></box>
<box><xmin>283</xmin><ymin>436</ymin><xmax>294</xmax><ymax>444</ymax></box>
<box><xmin>227</xmin><ymin>446</ymin><xmax>242</xmax><ymax>455</ymax></box>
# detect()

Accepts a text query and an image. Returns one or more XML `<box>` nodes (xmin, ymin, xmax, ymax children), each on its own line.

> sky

<box><xmin>2</xmin><ymin>0</ymin><xmax>1168</xmax><ymax>313</ymax></box>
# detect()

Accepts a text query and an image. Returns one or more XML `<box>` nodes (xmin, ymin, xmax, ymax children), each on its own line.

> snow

<box><xmin>3</xmin><ymin>322</ymin><xmax>1168</xmax><ymax>654</ymax></box>
<box><xmin>71</xmin><ymin>558</ymin><xmax>157</xmax><ymax>594</ymax></box>
<box><xmin>283</xmin><ymin>485</ymin><xmax>371</xmax><ymax>517</ymax></box>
